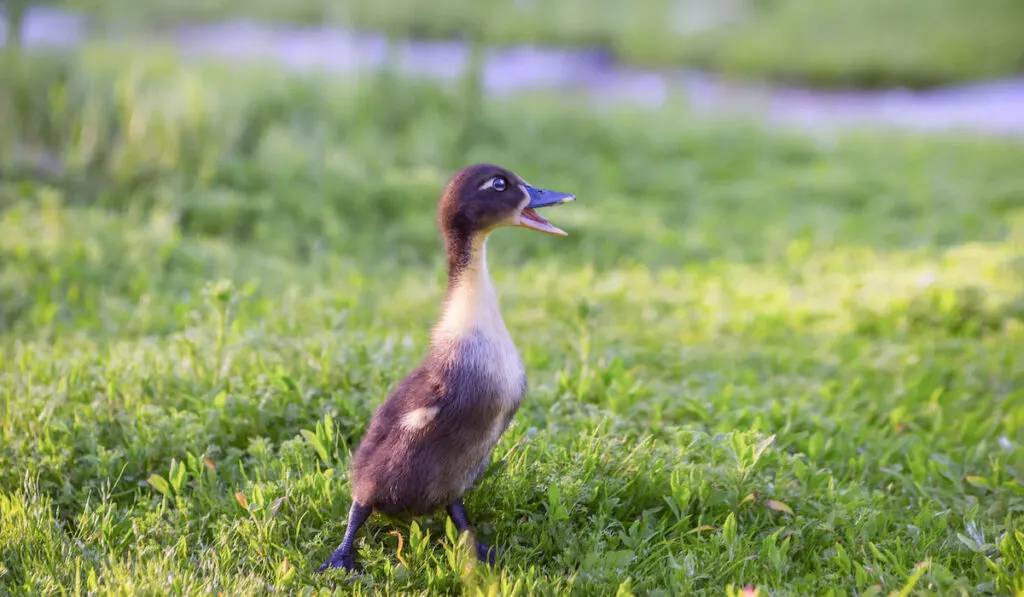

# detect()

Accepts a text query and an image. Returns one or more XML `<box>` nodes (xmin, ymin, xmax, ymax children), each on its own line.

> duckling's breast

<box><xmin>459</xmin><ymin>325</ymin><xmax>527</xmax><ymax>408</ymax></box>
<box><xmin>428</xmin><ymin>328</ymin><xmax>526</xmax><ymax>497</ymax></box>
<box><xmin>434</xmin><ymin>325</ymin><xmax>526</xmax><ymax>424</ymax></box>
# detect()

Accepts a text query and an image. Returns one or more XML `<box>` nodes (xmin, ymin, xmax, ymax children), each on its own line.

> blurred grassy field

<box><xmin>1</xmin><ymin>46</ymin><xmax>1024</xmax><ymax>595</ymax></box>
<box><xmin>38</xmin><ymin>0</ymin><xmax>1024</xmax><ymax>88</ymax></box>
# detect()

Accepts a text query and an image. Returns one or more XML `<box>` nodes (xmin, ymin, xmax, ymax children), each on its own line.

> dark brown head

<box><xmin>438</xmin><ymin>163</ymin><xmax>575</xmax><ymax>244</ymax></box>
<box><xmin>437</xmin><ymin>163</ymin><xmax>575</xmax><ymax>285</ymax></box>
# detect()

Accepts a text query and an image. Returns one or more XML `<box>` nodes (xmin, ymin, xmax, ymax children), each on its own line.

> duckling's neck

<box><xmin>433</xmin><ymin>232</ymin><xmax>505</xmax><ymax>344</ymax></box>
<box><xmin>433</xmin><ymin>231</ymin><xmax>526</xmax><ymax>408</ymax></box>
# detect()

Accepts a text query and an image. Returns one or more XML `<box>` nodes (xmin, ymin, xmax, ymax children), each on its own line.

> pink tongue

<box><xmin>523</xmin><ymin>208</ymin><xmax>548</xmax><ymax>224</ymax></box>
<box><xmin>520</xmin><ymin>208</ymin><xmax>567</xmax><ymax>236</ymax></box>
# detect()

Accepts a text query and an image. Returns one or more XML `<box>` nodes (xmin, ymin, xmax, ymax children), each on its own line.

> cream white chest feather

<box><xmin>432</xmin><ymin>237</ymin><xmax>526</xmax><ymax>408</ymax></box>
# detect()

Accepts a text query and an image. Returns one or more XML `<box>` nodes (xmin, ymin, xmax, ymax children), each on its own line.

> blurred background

<box><xmin>2</xmin><ymin>0</ymin><xmax>1024</xmax><ymax>594</ymax></box>
<box><xmin>4</xmin><ymin>0</ymin><xmax>1024</xmax><ymax>130</ymax></box>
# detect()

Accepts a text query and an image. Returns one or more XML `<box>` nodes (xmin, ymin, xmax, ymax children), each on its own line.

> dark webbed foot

<box><xmin>476</xmin><ymin>542</ymin><xmax>502</xmax><ymax>565</ymax></box>
<box><xmin>447</xmin><ymin>498</ymin><xmax>501</xmax><ymax>566</ymax></box>
<box><xmin>316</xmin><ymin>502</ymin><xmax>371</xmax><ymax>575</ymax></box>
<box><xmin>316</xmin><ymin>552</ymin><xmax>356</xmax><ymax>574</ymax></box>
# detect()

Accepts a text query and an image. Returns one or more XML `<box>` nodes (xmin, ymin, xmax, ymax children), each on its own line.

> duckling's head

<box><xmin>439</xmin><ymin>163</ymin><xmax>575</xmax><ymax>244</ymax></box>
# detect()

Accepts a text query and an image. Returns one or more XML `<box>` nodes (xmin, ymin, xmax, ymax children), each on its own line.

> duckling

<box><xmin>317</xmin><ymin>164</ymin><xmax>575</xmax><ymax>574</ymax></box>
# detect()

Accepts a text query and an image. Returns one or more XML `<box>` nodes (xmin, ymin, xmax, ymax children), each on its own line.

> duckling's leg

<box><xmin>446</xmin><ymin>498</ymin><xmax>498</xmax><ymax>565</ymax></box>
<box><xmin>317</xmin><ymin>502</ymin><xmax>371</xmax><ymax>574</ymax></box>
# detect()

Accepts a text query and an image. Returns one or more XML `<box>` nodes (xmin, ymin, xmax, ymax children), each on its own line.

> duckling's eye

<box><xmin>492</xmin><ymin>177</ymin><xmax>507</xmax><ymax>192</ymax></box>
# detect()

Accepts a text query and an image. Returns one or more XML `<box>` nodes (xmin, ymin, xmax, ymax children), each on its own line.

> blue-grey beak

<box><xmin>525</xmin><ymin>185</ymin><xmax>576</xmax><ymax>209</ymax></box>
<box><xmin>520</xmin><ymin>184</ymin><xmax>575</xmax><ymax>236</ymax></box>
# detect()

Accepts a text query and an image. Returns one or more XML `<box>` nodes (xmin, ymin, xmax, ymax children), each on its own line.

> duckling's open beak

<box><xmin>519</xmin><ymin>185</ymin><xmax>576</xmax><ymax>236</ymax></box>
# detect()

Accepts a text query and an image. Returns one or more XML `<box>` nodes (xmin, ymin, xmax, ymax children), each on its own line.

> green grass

<box><xmin>38</xmin><ymin>0</ymin><xmax>1024</xmax><ymax>88</ymax></box>
<box><xmin>2</xmin><ymin>46</ymin><xmax>1024</xmax><ymax>595</ymax></box>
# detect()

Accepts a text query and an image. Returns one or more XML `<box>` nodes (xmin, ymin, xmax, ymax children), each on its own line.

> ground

<box><xmin>1</xmin><ymin>40</ymin><xmax>1024</xmax><ymax>596</ymax></box>
<box><xmin>39</xmin><ymin>0</ymin><xmax>1024</xmax><ymax>88</ymax></box>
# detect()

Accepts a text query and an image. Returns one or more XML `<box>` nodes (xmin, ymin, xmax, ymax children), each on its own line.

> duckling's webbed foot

<box><xmin>446</xmin><ymin>498</ymin><xmax>500</xmax><ymax>566</ymax></box>
<box><xmin>476</xmin><ymin>542</ymin><xmax>500</xmax><ymax>565</ymax></box>
<box><xmin>316</xmin><ymin>551</ymin><xmax>356</xmax><ymax>574</ymax></box>
<box><xmin>317</xmin><ymin>501</ymin><xmax>371</xmax><ymax>575</ymax></box>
